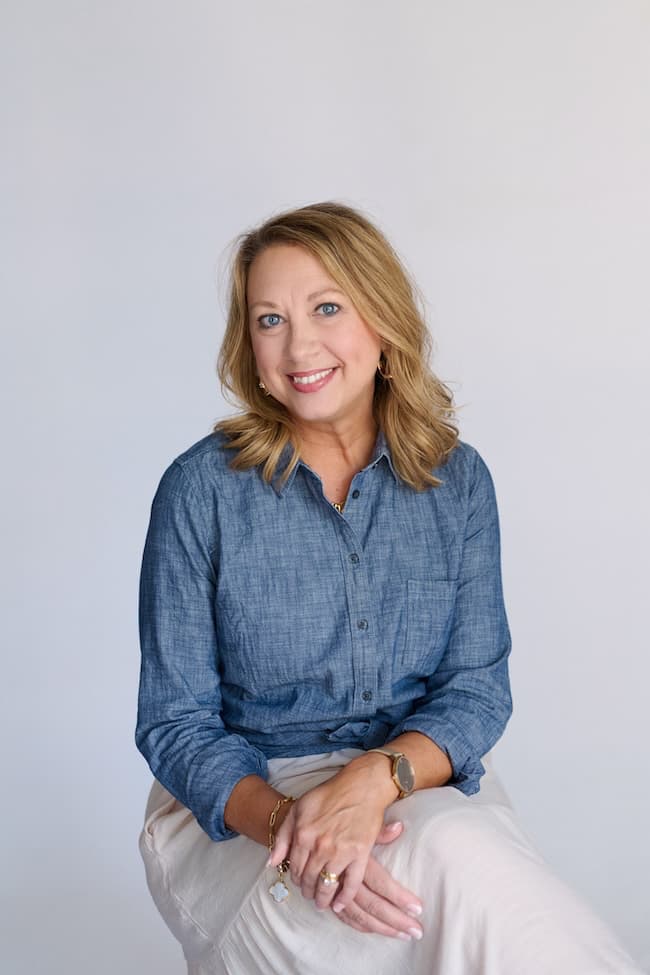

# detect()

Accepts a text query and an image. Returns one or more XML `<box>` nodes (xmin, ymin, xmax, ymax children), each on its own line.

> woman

<box><xmin>136</xmin><ymin>202</ymin><xmax>641</xmax><ymax>974</ymax></box>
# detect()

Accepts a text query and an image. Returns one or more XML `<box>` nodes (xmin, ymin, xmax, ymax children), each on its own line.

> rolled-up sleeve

<box><xmin>135</xmin><ymin>461</ymin><xmax>268</xmax><ymax>841</ymax></box>
<box><xmin>392</xmin><ymin>450</ymin><xmax>513</xmax><ymax>794</ymax></box>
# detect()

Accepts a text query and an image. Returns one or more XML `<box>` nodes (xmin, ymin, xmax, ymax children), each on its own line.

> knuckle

<box><xmin>362</xmin><ymin>896</ymin><xmax>380</xmax><ymax>919</ymax></box>
<box><xmin>349</xmin><ymin>840</ymin><xmax>364</xmax><ymax>858</ymax></box>
<box><xmin>313</xmin><ymin>834</ymin><xmax>334</xmax><ymax>857</ymax></box>
<box><xmin>342</xmin><ymin>904</ymin><xmax>362</xmax><ymax>924</ymax></box>
<box><xmin>293</xmin><ymin>826</ymin><xmax>312</xmax><ymax>846</ymax></box>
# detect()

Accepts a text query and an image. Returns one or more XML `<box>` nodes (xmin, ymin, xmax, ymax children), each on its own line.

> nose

<box><xmin>284</xmin><ymin>312</ymin><xmax>320</xmax><ymax>364</ymax></box>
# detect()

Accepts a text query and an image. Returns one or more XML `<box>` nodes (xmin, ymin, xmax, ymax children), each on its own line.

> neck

<box><xmin>296</xmin><ymin>419</ymin><xmax>378</xmax><ymax>475</ymax></box>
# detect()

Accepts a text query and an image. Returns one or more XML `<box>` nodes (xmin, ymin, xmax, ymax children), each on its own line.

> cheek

<box><xmin>249</xmin><ymin>333</ymin><xmax>270</xmax><ymax>371</ymax></box>
<box><xmin>349</xmin><ymin>332</ymin><xmax>382</xmax><ymax>366</ymax></box>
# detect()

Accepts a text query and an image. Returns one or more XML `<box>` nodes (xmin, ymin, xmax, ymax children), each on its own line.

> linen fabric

<box><xmin>136</xmin><ymin>432</ymin><xmax>512</xmax><ymax>842</ymax></box>
<box><xmin>139</xmin><ymin>750</ymin><xmax>643</xmax><ymax>975</ymax></box>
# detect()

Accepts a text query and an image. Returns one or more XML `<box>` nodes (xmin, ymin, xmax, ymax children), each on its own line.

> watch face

<box><xmin>396</xmin><ymin>755</ymin><xmax>415</xmax><ymax>793</ymax></box>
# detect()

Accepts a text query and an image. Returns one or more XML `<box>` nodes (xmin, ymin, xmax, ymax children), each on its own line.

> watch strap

<box><xmin>366</xmin><ymin>748</ymin><xmax>413</xmax><ymax>799</ymax></box>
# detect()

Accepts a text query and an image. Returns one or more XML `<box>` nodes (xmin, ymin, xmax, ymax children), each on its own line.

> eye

<box><xmin>317</xmin><ymin>302</ymin><xmax>340</xmax><ymax>317</ymax></box>
<box><xmin>258</xmin><ymin>313</ymin><xmax>283</xmax><ymax>329</ymax></box>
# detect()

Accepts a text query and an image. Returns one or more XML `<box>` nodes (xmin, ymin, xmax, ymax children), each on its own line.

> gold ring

<box><xmin>319</xmin><ymin>869</ymin><xmax>339</xmax><ymax>887</ymax></box>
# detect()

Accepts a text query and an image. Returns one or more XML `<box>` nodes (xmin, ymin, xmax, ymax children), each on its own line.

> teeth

<box><xmin>291</xmin><ymin>369</ymin><xmax>333</xmax><ymax>385</ymax></box>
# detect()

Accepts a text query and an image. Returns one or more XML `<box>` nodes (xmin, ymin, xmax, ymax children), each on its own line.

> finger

<box><xmin>299</xmin><ymin>848</ymin><xmax>339</xmax><ymax>902</ymax></box>
<box><xmin>374</xmin><ymin>821</ymin><xmax>403</xmax><ymax>845</ymax></box>
<box><xmin>336</xmin><ymin>896</ymin><xmax>411</xmax><ymax>940</ymax></box>
<box><xmin>313</xmin><ymin>864</ymin><xmax>345</xmax><ymax>911</ymax></box>
<box><xmin>288</xmin><ymin>843</ymin><xmax>310</xmax><ymax>889</ymax></box>
<box><xmin>331</xmin><ymin>857</ymin><xmax>366</xmax><ymax>913</ymax></box>
<box><xmin>352</xmin><ymin>883</ymin><xmax>423</xmax><ymax>939</ymax></box>
<box><xmin>364</xmin><ymin>856</ymin><xmax>423</xmax><ymax>920</ymax></box>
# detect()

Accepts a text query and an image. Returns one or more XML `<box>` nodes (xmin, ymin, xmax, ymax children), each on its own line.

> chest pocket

<box><xmin>402</xmin><ymin>579</ymin><xmax>457</xmax><ymax>674</ymax></box>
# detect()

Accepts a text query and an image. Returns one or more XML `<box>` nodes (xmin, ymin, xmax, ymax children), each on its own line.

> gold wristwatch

<box><xmin>367</xmin><ymin>748</ymin><xmax>415</xmax><ymax>799</ymax></box>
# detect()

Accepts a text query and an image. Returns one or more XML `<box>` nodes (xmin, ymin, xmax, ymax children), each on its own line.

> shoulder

<box><xmin>434</xmin><ymin>440</ymin><xmax>495</xmax><ymax>496</ymax></box>
<box><xmin>173</xmin><ymin>430</ymin><xmax>231</xmax><ymax>479</ymax></box>
<box><xmin>152</xmin><ymin>430</ymin><xmax>259</xmax><ymax>511</ymax></box>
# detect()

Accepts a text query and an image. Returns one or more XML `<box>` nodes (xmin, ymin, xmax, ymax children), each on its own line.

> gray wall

<box><xmin>2</xmin><ymin>2</ymin><xmax>649</xmax><ymax>971</ymax></box>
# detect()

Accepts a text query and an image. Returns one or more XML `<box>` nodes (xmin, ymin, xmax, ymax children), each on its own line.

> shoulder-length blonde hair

<box><xmin>215</xmin><ymin>201</ymin><xmax>458</xmax><ymax>489</ymax></box>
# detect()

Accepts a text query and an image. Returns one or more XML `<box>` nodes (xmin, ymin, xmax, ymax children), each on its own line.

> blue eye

<box><xmin>258</xmin><ymin>313</ymin><xmax>282</xmax><ymax>329</ymax></box>
<box><xmin>317</xmin><ymin>303</ymin><xmax>340</xmax><ymax>316</ymax></box>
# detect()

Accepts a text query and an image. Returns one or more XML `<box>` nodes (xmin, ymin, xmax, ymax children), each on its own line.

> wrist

<box><xmin>347</xmin><ymin>752</ymin><xmax>402</xmax><ymax>805</ymax></box>
<box><xmin>364</xmin><ymin>748</ymin><xmax>416</xmax><ymax>800</ymax></box>
<box><xmin>270</xmin><ymin>795</ymin><xmax>294</xmax><ymax>838</ymax></box>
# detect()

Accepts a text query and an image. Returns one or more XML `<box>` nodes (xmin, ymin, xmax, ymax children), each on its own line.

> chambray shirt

<box><xmin>136</xmin><ymin>431</ymin><xmax>512</xmax><ymax>842</ymax></box>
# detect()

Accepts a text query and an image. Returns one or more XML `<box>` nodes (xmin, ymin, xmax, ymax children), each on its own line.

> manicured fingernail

<box><xmin>388</xmin><ymin>820</ymin><xmax>402</xmax><ymax>829</ymax></box>
<box><xmin>408</xmin><ymin>927</ymin><xmax>423</xmax><ymax>941</ymax></box>
<box><xmin>397</xmin><ymin>932</ymin><xmax>411</xmax><ymax>941</ymax></box>
<box><xmin>332</xmin><ymin>902</ymin><xmax>344</xmax><ymax>914</ymax></box>
<box><xmin>406</xmin><ymin>903</ymin><xmax>422</xmax><ymax>917</ymax></box>
<box><xmin>265</xmin><ymin>856</ymin><xmax>272</xmax><ymax>867</ymax></box>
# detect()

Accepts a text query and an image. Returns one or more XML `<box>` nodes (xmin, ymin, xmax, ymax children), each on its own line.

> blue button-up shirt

<box><xmin>136</xmin><ymin>432</ymin><xmax>512</xmax><ymax>841</ymax></box>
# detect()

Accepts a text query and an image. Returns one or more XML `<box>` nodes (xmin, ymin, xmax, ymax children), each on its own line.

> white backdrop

<box><xmin>2</xmin><ymin>2</ymin><xmax>649</xmax><ymax>972</ymax></box>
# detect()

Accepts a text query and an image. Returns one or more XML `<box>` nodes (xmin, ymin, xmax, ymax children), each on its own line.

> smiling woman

<box><xmin>135</xmin><ymin>202</ymin><xmax>643</xmax><ymax>975</ymax></box>
<box><xmin>215</xmin><ymin>201</ymin><xmax>457</xmax><ymax>490</ymax></box>
<box><xmin>247</xmin><ymin>245</ymin><xmax>383</xmax><ymax>447</ymax></box>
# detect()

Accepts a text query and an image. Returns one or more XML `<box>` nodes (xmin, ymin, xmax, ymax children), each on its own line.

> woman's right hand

<box><xmin>333</xmin><ymin>822</ymin><xmax>424</xmax><ymax>941</ymax></box>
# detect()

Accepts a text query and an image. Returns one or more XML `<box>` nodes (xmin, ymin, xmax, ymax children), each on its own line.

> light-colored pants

<box><xmin>140</xmin><ymin>750</ymin><xmax>643</xmax><ymax>974</ymax></box>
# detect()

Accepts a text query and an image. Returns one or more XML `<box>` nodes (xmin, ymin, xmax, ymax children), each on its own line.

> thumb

<box><xmin>375</xmin><ymin>820</ymin><xmax>403</xmax><ymax>846</ymax></box>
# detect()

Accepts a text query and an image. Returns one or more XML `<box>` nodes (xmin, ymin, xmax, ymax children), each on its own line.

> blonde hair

<box><xmin>215</xmin><ymin>201</ymin><xmax>458</xmax><ymax>489</ymax></box>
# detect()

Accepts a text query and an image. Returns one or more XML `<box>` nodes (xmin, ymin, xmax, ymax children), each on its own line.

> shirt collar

<box><xmin>271</xmin><ymin>428</ymin><xmax>398</xmax><ymax>497</ymax></box>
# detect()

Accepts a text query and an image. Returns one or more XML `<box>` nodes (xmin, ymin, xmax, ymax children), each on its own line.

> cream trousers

<box><xmin>140</xmin><ymin>750</ymin><xmax>642</xmax><ymax>974</ymax></box>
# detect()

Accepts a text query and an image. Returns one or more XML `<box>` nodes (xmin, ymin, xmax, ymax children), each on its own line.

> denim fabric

<box><xmin>136</xmin><ymin>432</ymin><xmax>512</xmax><ymax>841</ymax></box>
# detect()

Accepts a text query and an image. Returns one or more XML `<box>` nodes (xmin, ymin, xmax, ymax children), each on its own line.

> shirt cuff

<box><xmin>178</xmin><ymin>738</ymin><xmax>269</xmax><ymax>843</ymax></box>
<box><xmin>391</xmin><ymin>715</ymin><xmax>486</xmax><ymax>796</ymax></box>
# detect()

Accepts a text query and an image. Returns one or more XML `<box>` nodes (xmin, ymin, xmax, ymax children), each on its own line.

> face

<box><xmin>247</xmin><ymin>245</ymin><xmax>383</xmax><ymax>435</ymax></box>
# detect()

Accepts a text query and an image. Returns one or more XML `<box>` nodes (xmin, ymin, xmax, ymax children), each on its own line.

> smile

<box><xmin>289</xmin><ymin>368</ymin><xmax>335</xmax><ymax>386</ymax></box>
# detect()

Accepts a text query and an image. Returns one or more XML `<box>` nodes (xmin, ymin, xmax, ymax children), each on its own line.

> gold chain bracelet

<box><xmin>268</xmin><ymin>795</ymin><xmax>294</xmax><ymax>904</ymax></box>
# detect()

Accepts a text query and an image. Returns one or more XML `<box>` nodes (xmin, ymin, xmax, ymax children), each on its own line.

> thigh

<box><xmin>372</xmin><ymin>775</ymin><xmax>642</xmax><ymax>975</ymax></box>
<box><xmin>140</xmin><ymin>758</ymin><xmax>642</xmax><ymax>975</ymax></box>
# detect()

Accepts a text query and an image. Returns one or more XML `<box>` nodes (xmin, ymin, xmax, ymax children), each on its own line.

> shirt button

<box><xmin>362</xmin><ymin>690</ymin><xmax>373</xmax><ymax>703</ymax></box>
<box><xmin>352</xmin><ymin>489</ymin><xmax>360</xmax><ymax>499</ymax></box>
<box><xmin>357</xmin><ymin>619</ymin><xmax>368</xmax><ymax>630</ymax></box>
<box><xmin>349</xmin><ymin>553</ymin><xmax>360</xmax><ymax>564</ymax></box>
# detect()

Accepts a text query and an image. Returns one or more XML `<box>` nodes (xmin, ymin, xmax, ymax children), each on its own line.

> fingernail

<box><xmin>332</xmin><ymin>902</ymin><xmax>344</xmax><ymax>914</ymax></box>
<box><xmin>397</xmin><ymin>932</ymin><xmax>411</xmax><ymax>942</ymax></box>
<box><xmin>388</xmin><ymin>820</ymin><xmax>402</xmax><ymax>829</ymax></box>
<box><xmin>408</xmin><ymin>927</ymin><xmax>423</xmax><ymax>941</ymax></box>
<box><xmin>406</xmin><ymin>903</ymin><xmax>422</xmax><ymax>918</ymax></box>
<box><xmin>265</xmin><ymin>856</ymin><xmax>272</xmax><ymax>867</ymax></box>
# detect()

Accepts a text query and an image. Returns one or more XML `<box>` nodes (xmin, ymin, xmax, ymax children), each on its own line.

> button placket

<box><xmin>330</xmin><ymin>484</ymin><xmax>377</xmax><ymax>713</ymax></box>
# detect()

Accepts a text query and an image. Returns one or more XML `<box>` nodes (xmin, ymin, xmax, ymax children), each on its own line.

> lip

<box><xmin>287</xmin><ymin>367</ymin><xmax>337</xmax><ymax>393</ymax></box>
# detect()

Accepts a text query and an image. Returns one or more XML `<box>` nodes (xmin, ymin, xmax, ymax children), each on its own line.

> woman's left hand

<box><xmin>335</xmin><ymin>844</ymin><xmax>424</xmax><ymax>940</ymax></box>
<box><xmin>270</xmin><ymin>754</ymin><xmax>398</xmax><ymax>911</ymax></box>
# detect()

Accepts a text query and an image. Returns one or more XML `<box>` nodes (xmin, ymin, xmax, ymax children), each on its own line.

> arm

<box><xmin>137</xmin><ymin>461</ymin><xmax>424</xmax><ymax>938</ymax></box>
<box><xmin>390</xmin><ymin>449</ymin><xmax>513</xmax><ymax>789</ymax></box>
<box><xmin>135</xmin><ymin>460</ymin><xmax>269</xmax><ymax>842</ymax></box>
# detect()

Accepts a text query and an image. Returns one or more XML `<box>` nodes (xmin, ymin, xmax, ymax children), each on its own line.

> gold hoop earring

<box><xmin>377</xmin><ymin>356</ymin><xmax>393</xmax><ymax>380</ymax></box>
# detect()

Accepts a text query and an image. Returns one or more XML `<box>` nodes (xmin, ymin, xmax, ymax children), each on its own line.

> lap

<box><xmin>140</xmin><ymin>750</ymin><xmax>640</xmax><ymax>975</ymax></box>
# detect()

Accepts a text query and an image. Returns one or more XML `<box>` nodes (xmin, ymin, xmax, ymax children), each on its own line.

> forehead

<box><xmin>246</xmin><ymin>244</ymin><xmax>339</xmax><ymax>301</ymax></box>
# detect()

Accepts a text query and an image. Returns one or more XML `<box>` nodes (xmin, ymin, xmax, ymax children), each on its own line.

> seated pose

<box><xmin>136</xmin><ymin>202</ymin><xmax>641</xmax><ymax>974</ymax></box>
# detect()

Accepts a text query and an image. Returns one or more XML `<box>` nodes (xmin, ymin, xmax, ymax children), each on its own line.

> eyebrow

<box><xmin>249</xmin><ymin>287</ymin><xmax>346</xmax><ymax>311</ymax></box>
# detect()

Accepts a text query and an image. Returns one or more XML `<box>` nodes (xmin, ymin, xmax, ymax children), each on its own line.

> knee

<box><xmin>421</xmin><ymin>805</ymin><xmax>516</xmax><ymax>880</ymax></box>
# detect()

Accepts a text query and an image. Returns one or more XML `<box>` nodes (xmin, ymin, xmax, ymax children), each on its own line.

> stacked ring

<box><xmin>319</xmin><ymin>869</ymin><xmax>339</xmax><ymax>887</ymax></box>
